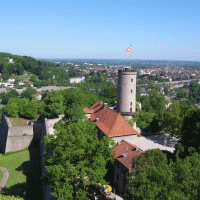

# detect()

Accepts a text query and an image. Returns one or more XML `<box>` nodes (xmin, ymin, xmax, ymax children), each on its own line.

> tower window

<box><xmin>130</xmin><ymin>107</ymin><xmax>132</xmax><ymax>112</ymax></box>
<box><xmin>131</xmin><ymin>89</ymin><xmax>133</xmax><ymax>93</ymax></box>
<box><xmin>131</xmin><ymin>79</ymin><xmax>133</xmax><ymax>82</ymax></box>
<box><xmin>130</xmin><ymin>102</ymin><xmax>132</xmax><ymax>106</ymax></box>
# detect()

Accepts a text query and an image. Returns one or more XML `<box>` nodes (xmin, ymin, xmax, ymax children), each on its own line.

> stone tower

<box><xmin>117</xmin><ymin>67</ymin><xmax>137</xmax><ymax>121</ymax></box>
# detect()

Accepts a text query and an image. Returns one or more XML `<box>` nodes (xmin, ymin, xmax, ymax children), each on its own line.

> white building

<box><xmin>8</xmin><ymin>77</ymin><xmax>16</xmax><ymax>83</ymax></box>
<box><xmin>8</xmin><ymin>58</ymin><xmax>14</xmax><ymax>64</ymax></box>
<box><xmin>69</xmin><ymin>76</ymin><xmax>85</xmax><ymax>84</ymax></box>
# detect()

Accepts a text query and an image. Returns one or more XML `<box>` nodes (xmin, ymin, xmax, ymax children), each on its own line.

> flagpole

<box><xmin>130</xmin><ymin>44</ymin><xmax>132</xmax><ymax>68</ymax></box>
<box><xmin>126</xmin><ymin>44</ymin><xmax>132</xmax><ymax>68</ymax></box>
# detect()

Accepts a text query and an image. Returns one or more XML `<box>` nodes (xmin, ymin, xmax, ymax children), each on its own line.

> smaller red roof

<box><xmin>114</xmin><ymin>140</ymin><xmax>142</xmax><ymax>170</ymax></box>
<box><xmin>83</xmin><ymin>107</ymin><xmax>92</xmax><ymax>114</ymax></box>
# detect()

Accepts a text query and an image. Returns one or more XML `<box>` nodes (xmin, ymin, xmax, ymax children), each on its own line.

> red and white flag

<box><xmin>126</xmin><ymin>47</ymin><xmax>132</xmax><ymax>54</ymax></box>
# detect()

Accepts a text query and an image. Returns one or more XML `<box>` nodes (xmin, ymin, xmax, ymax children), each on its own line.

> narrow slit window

<box><xmin>131</xmin><ymin>79</ymin><xmax>133</xmax><ymax>82</ymax></box>
<box><xmin>131</xmin><ymin>89</ymin><xmax>133</xmax><ymax>93</ymax></box>
<box><xmin>130</xmin><ymin>102</ymin><xmax>132</xmax><ymax>106</ymax></box>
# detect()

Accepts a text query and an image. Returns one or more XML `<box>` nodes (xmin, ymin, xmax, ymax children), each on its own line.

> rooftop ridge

<box><xmin>109</xmin><ymin>111</ymin><xmax>120</xmax><ymax>137</ymax></box>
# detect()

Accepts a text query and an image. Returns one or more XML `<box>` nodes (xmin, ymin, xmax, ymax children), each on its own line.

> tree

<box><xmin>99</xmin><ymin>85</ymin><xmax>117</xmax><ymax>106</ymax></box>
<box><xmin>129</xmin><ymin>110</ymin><xmax>155</xmax><ymax>131</ymax></box>
<box><xmin>162</xmin><ymin>101</ymin><xmax>182</xmax><ymax>137</ymax></box>
<box><xmin>177</xmin><ymin>89</ymin><xmax>189</xmax><ymax>99</ymax></box>
<box><xmin>181</xmin><ymin>109</ymin><xmax>200</xmax><ymax>153</ymax></box>
<box><xmin>19</xmin><ymin>101</ymin><xmax>38</xmax><ymax>119</ymax></box>
<box><xmin>189</xmin><ymin>80</ymin><xmax>200</xmax><ymax>104</ymax></box>
<box><xmin>8</xmin><ymin>89</ymin><xmax>19</xmax><ymax>97</ymax></box>
<box><xmin>44</xmin><ymin>90</ymin><xmax>64</xmax><ymax>117</ymax></box>
<box><xmin>4</xmin><ymin>100</ymin><xmax>19</xmax><ymax>118</ymax></box>
<box><xmin>65</xmin><ymin>104</ymin><xmax>85</xmax><ymax>121</ymax></box>
<box><xmin>148</xmin><ymin>89</ymin><xmax>166</xmax><ymax>116</ymax></box>
<box><xmin>43</xmin><ymin>119</ymin><xmax>115</xmax><ymax>199</ymax></box>
<box><xmin>125</xmin><ymin>148</ymin><xmax>200</xmax><ymax>200</ymax></box>
<box><xmin>30</xmin><ymin>74</ymin><xmax>37</xmax><ymax>83</ymax></box>
<box><xmin>20</xmin><ymin>87</ymin><xmax>37</xmax><ymax>101</ymax></box>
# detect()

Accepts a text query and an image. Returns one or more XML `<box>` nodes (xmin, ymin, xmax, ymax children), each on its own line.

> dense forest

<box><xmin>0</xmin><ymin>52</ymin><xmax>70</xmax><ymax>86</ymax></box>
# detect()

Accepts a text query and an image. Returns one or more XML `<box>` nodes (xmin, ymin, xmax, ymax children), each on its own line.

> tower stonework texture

<box><xmin>117</xmin><ymin>67</ymin><xmax>137</xmax><ymax>121</ymax></box>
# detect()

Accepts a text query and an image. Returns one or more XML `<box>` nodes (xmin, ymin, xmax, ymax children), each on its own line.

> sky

<box><xmin>0</xmin><ymin>0</ymin><xmax>200</xmax><ymax>61</ymax></box>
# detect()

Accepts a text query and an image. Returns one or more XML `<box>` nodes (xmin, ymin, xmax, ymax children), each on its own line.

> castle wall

<box><xmin>6</xmin><ymin>135</ymin><xmax>33</xmax><ymax>153</ymax></box>
<box><xmin>40</xmin><ymin>118</ymin><xmax>56</xmax><ymax>200</ymax></box>
<box><xmin>117</xmin><ymin>69</ymin><xmax>137</xmax><ymax>114</ymax></box>
<box><xmin>0</xmin><ymin>113</ymin><xmax>34</xmax><ymax>153</ymax></box>
<box><xmin>0</xmin><ymin>113</ymin><xmax>10</xmax><ymax>153</ymax></box>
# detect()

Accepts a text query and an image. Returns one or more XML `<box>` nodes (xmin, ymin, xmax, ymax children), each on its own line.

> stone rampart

<box><xmin>0</xmin><ymin>113</ymin><xmax>34</xmax><ymax>153</ymax></box>
<box><xmin>40</xmin><ymin>118</ymin><xmax>56</xmax><ymax>200</ymax></box>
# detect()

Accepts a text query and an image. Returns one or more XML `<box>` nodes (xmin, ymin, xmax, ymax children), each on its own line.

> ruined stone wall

<box><xmin>0</xmin><ymin>113</ymin><xmax>34</xmax><ymax>153</ymax></box>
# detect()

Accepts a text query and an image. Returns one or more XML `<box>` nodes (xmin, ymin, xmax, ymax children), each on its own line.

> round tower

<box><xmin>117</xmin><ymin>67</ymin><xmax>137</xmax><ymax>121</ymax></box>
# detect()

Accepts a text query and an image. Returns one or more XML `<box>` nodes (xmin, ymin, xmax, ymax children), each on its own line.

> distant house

<box><xmin>18</xmin><ymin>80</ymin><xmax>24</xmax><ymax>86</ymax></box>
<box><xmin>8</xmin><ymin>77</ymin><xmax>16</xmax><ymax>83</ymax></box>
<box><xmin>69</xmin><ymin>76</ymin><xmax>85</xmax><ymax>84</ymax></box>
<box><xmin>113</xmin><ymin>140</ymin><xmax>143</xmax><ymax>194</ymax></box>
<box><xmin>35</xmin><ymin>93</ymin><xmax>42</xmax><ymax>100</ymax></box>
<box><xmin>84</xmin><ymin>101</ymin><xmax>138</xmax><ymax>145</ymax></box>
<box><xmin>8</xmin><ymin>58</ymin><xmax>14</xmax><ymax>64</ymax></box>
<box><xmin>27</xmin><ymin>81</ymin><xmax>34</xmax><ymax>87</ymax></box>
<box><xmin>174</xmin><ymin>82</ymin><xmax>184</xmax><ymax>88</ymax></box>
<box><xmin>106</xmin><ymin>77</ymin><xmax>115</xmax><ymax>84</ymax></box>
<box><xmin>165</xmin><ymin>97</ymin><xmax>172</xmax><ymax>109</ymax></box>
<box><xmin>5</xmin><ymin>84</ymin><xmax>14</xmax><ymax>88</ymax></box>
<box><xmin>139</xmin><ymin>88</ymin><xmax>148</xmax><ymax>96</ymax></box>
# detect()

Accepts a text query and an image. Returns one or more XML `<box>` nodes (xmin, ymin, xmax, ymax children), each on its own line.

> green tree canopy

<box><xmin>44</xmin><ymin>90</ymin><xmax>64</xmax><ymax>117</ymax></box>
<box><xmin>43</xmin><ymin>119</ymin><xmax>115</xmax><ymax>199</ymax></box>
<box><xmin>125</xmin><ymin>147</ymin><xmax>200</xmax><ymax>200</ymax></box>
<box><xmin>181</xmin><ymin>109</ymin><xmax>200</xmax><ymax>154</ymax></box>
<box><xmin>129</xmin><ymin>110</ymin><xmax>155</xmax><ymax>131</ymax></box>
<box><xmin>20</xmin><ymin>87</ymin><xmax>37</xmax><ymax>101</ymax></box>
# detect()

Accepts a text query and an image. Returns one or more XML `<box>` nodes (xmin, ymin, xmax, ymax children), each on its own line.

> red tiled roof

<box><xmin>84</xmin><ymin>102</ymin><xmax>138</xmax><ymax>137</ymax></box>
<box><xmin>83</xmin><ymin>107</ymin><xmax>92</xmax><ymax>114</ymax></box>
<box><xmin>114</xmin><ymin>140</ymin><xmax>142</xmax><ymax>170</ymax></box>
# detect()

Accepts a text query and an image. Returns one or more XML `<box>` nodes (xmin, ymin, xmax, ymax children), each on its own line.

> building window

<box><xmin>131</xmin><ymin>89</ymin><xmax>133</xmax><ymax>93</ymax></box>
<box><xmin>131</xmin><ymin>79</ymin><xmax>133</xmax><ymax>82</ymax></box>
<box><xmin>130</xmin><ymin>107</ymin><xmax>132</xmax><ymax>112</ymax></box>
<box><xmin>130</xmin><ymin>102</ymin><xmax>132</xmax><ymax>106</ymax></box>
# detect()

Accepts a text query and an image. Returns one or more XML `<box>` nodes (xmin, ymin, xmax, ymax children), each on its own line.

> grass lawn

<box><xmin>8</xmin><ymin>117</ymin><xmax>38</xmax><ymax>126</ymax></box>
<box><xmin>0</xmin><ymin>148</ymin><xmax>29</xmax><ymax>188</ymax></box>
<box><xmin>0</xmin><ymin>144</ymin><xmax>43</xmax><ymax>200</ymax></box>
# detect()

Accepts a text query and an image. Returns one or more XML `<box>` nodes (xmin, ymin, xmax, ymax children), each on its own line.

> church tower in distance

<box><xmin>117</xmin><ymin>67</ymin><xmax>137</xmax><ymax>121</ymax></box>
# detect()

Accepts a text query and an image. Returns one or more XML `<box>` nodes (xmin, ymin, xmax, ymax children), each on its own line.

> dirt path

<box><xmin>0</xmin><ymin>167</ymin><xmax>9</xmax><ymax>194</ymax></box>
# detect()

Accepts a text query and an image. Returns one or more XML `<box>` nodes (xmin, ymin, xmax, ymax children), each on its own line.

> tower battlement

<box><xmin>118</xmin><ymin>68</ymin><xmax>136</xmax><ymax>73</ymax></box>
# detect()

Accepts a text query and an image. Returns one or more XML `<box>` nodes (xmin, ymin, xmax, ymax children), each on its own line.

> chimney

<box><xmin>104</xmin><ymin>103</ymin><xmax>108</xmax><ymax>107</ymax></box>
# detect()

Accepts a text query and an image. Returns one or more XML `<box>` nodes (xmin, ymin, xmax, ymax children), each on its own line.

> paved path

<box><xmin>0</xmin><ymin>167</ymin><xmax>9</xmax><ymax>194</ymax></box>
<box><xmin>136</xmin><ymin>134</ymin><xmax>178</xmax><ymax>153</ymax></box>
